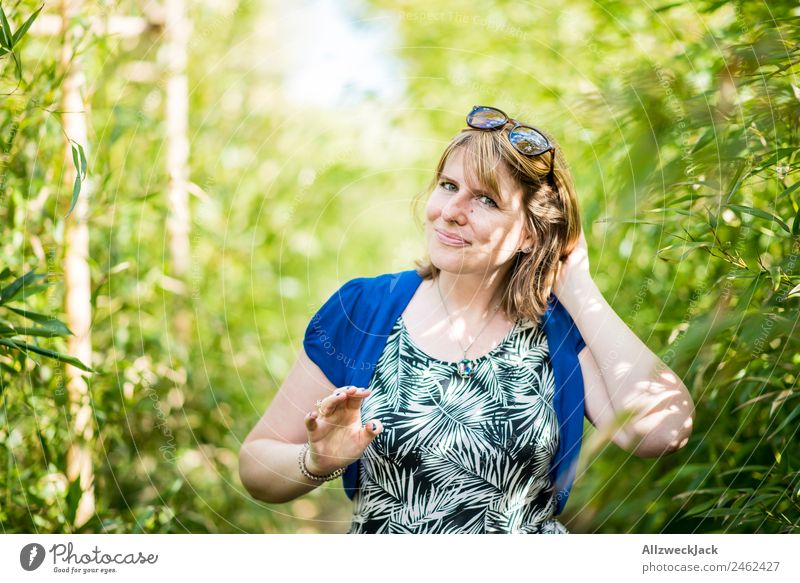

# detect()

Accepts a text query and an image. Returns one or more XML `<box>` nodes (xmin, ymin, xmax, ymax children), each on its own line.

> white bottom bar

<box><xmin>1</xmin><ymin>534</ymin><xmax>798</xmax><ymax>582</ymax></box>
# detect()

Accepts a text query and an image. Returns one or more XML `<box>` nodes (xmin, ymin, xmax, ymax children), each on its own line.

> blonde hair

<box><xmin>412</xmin><ymin>125</ymin><xmax>582</xmax><ymax>323</ymax></box>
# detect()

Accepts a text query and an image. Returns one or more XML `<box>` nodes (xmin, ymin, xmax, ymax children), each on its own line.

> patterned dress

<box><xmin>347</xmin><ymin>314</ymin><xmax>569</xmax><ymax>534</ymax></box>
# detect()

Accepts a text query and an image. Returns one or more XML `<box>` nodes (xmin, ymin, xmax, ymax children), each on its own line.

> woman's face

<box><xmin>425</xmin><ymin>147</ymin><xmax>532</xmax><ymax>277</ymax></box>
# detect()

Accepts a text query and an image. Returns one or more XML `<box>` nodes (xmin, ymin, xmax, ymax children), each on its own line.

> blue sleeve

<box><xmin>302</xmin><ymin>278</ymin><xmax>362</xmax><ymax>388</ymax></box>
<box><xmin>556</xmin><ymin>296</ymin><xmax>586</xmax><ymax>354</ymax></box>
<box><xmin>571</xmin><ymin>314</ymin><xmax>586</xmax><ymax>353</ymax></box>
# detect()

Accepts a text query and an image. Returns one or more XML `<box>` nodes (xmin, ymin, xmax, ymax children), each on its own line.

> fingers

<box><xmin>363</xmin><ymin>418</ymin><xmax>383</xmax><ymax>439</ymax></box>
<box><xmin>317</xmin><ymin>389</ymin><xmax>346</xmax><ymax>417</ymax></box>
<box><xmin>304</xmin><ymin>411</ymin><xmax>319</xmax><ymax>433</ymax></box>
<box><xmin>346</xmin><ymin>386</ymin><xmax>372</xmax><ymax>410</ymax></box>
<box><xmin>319</xmin><ymin>386</ymin><xmax>371</xmax><ymax>416</ymax></box>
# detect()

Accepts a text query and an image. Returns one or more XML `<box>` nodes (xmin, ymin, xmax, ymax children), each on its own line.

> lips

<box><xmin>435</xmin><ymin>229</ymin><xmax>469</xmax><ymax>245</ymax></box>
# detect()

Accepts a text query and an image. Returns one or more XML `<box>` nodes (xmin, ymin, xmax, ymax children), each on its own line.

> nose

<box><xmin>441</xmin><ymin>190</ymin><xmax>470</xmax><ymax>224</ymax></box>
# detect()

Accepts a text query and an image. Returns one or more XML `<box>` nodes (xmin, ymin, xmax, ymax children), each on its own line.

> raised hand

<box><xmin>303</xmin><ymin>386</ymin><xmax>383</xmax><ymax>475</ymax></box>
<box><xmin>553</xmin><ymin>227</ymin><xmax>592</xmax><ymax>299</ymax></box>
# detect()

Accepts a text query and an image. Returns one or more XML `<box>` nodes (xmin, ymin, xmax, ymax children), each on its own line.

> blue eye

<box><xmin>439</xmin><ymin>181</ymin><xmax>497</xmax><ymax>208</ymax></box>
<box><xmin>478</xmin><ymin>195</ymin><xmax>498</xmax><ymax>207</ymax></box>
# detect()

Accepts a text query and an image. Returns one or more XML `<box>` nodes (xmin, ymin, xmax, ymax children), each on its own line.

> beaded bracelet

<box><xmin>298</xmin><ymin>442</ymin><xmax>346</xmax><ymax>482</ymax></box>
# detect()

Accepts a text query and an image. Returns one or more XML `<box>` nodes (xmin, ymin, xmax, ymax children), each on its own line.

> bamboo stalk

<box><xmin>165</xmin><ymin>0</ymin><xmax>190</xmax><ymax>281</ymax></box>
<box><xmin>60</xmin><ymin>0</ymin><xmax>95</xmax><ymax>529</ymax></box>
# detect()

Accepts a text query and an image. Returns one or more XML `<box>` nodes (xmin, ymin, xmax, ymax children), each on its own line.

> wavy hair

<box><xmin>412</xmin><ymin>124</ymin><xmax>582</xmax><ymax>323</ymax></box>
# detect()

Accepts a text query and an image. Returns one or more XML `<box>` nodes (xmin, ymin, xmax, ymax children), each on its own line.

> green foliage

<box><xmin>0</xmin><ymin>271</ymin><xmax>89</xmax><ymax>373</ymax></box>
<box><xmin>0</xmin><ymin>2</ymin><xmax>43</xmax><ymax>79</ymax></box>
<box><xmin>561</xmin><ymin>0</ymin><xmax>800</xmax><ymax>533</ymax></box>
<box><xmin>0</xmin><ymin>0</ymin><xmax>94</xmax><ymax>533</ymax></box>
<box><xmin>66</xmin><ymin>141</ymin><xmax>87</xmax><ymax>218</ymax></box>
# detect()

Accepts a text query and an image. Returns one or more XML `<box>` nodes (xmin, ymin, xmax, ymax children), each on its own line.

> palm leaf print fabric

<box><xmin>348</xmin><ymin>314</ymin><xmax>569</xmax><ymax>534</ymax></box>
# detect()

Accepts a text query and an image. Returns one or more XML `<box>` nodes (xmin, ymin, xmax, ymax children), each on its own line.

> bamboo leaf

<box><xmin>5</xmin><ymin>306</ymin><xmax>73</xmax><ymax>336</ymax></box>
<box><xmin>750</xmin><ymin>148</ymin><xmax>796</xmax><ymax>175</ymax></box>
<box><xmin>0</xmin><ymin>5</ymin><xmax>12</xmax><ymax>49</ymax></box>
<box><xmin>657</xmin><ymin>241</ymin><xmax>712</xmax><ymax>262</ymax></box>
<box><xmin>694</xmin><ymin>507</ymin><xmax>747</xmax><ymax>519</ymax></box>
<box><xmin>0</xmin><ymin>271</ymin><xmax>46</xmax><ymax>305</ymax></box>
<box><xmin>67</xmin><ymin>174</ymin><xmax>81</xmax><ymax>218</ymax></box>
<box><xmin>724</xmin><ymin>204</ymin><xmax>791</xmax><ymax>233</ymax></box>
<box><xmin>594</xmin><ymin>217</ymin><xmax>663</xmax><ymax>225</ymax></box>
<box><xmin>690</xmin><ymin>127</ymin><xmax>715</xmax><ymax>155</ymax></box>
<box><xmin>11</xmin><ymin>5</ymin><xmax>43</xmax><ymax>47</ymax></box>
<box><xmin>645</xmin><ymin>207</ymin><xmax>693</xmax><ymax>216</ymax></box>
<box><xmin>654</xmin><ymin>1</ymin><xmax>686</xmax><ymax>13</ymax></box>
<box><xmin>77</xmin><ymin>142</ymin><xmax>87</xmax><ymax>179</ymax></box>
<box><xmin>11</xmin><ymin>47</ymin><xmax>21</xmax><ymax>79</ymax></box>
<box><xmin>769</xmin><ymin>389</ymin><xmax>795</xmax><ymax>417</ymax></box>
<box><xmin>64</xmin><ymin>477</ymin><xmax>83</xmax><ymax>525</ymax></box>
<box><xmin>684</xmin><ymin>499</ymin><xmax>718</xmax><ymax>516</ymax></box>
<box><xmin>0</xmin><ymin>338</ymin><xmax>93</xmax><ymax>372</ymax></box>
<box><xmin>767</xmin><ymin>404</ymin><xmax>800</xmax><ymax>440</ymax></box>
<box><xmin>768</xmin><ymin>265</ymin><xmax>782</xmax><ymax>292</ymax></box>
<box><xmin>717</xmin><ymin>466</ymin><xmax>771</xmax><ymax>478</ymax></box>
<box><xmin>71</xmin><ymin>142</ymin><xmax>80</xmax><ymax>173</ymax></box>
<box><xmin>734</xmin><ymin>388</ymin><xmax>788</xmax><ymax>411</ymax></box>
<box><xmin>0</xmin><ymin>323</ymin><xmax>66</xmax><ymax>338</ymax></box>
<box><xmin>779</xmin><ymin>181</ymin><xmax>800</xmax><ymax>199</ymax></box>
<box><xmin>66</xmin><ymin>143</ymin><xmax>87</xmax><ymax>218</ymax></box>
<box><xmin>724</xmin><ymin>160</ymin><xmax>749</xmax><ymax>203</ymax></box>
<box><xmin>6</xmin><ymin>284</ymin><xmax>49</xmax><ymax>300</ymax></box>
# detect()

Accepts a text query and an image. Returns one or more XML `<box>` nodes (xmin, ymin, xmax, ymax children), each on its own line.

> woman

<box><xmin>239</xmin><ymin>106</ymin><xmax>695</xmax><ymax>533</ymax></box>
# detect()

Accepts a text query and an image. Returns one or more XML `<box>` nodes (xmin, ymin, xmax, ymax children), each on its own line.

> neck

<box><xmin>435</xmin><ymin>266</ymin><xmax>508</xmax><ymax>319</ymax></box>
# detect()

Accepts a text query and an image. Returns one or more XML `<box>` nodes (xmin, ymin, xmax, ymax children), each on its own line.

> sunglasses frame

<box><xmin>466</xmin><ymin>105</ymin><xmax>556</xmax><ymax>177</ymax></box>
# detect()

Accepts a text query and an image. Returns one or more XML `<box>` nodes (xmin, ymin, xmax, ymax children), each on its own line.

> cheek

<box><xmin>425</xmin><ymin>195</ymin><xmax>441</xmax><ymax>220</ymax></box>
<box><xmin>500</xmin><ymin>223</ymin><xmax>525</xmax><ymax>248</ymax></box>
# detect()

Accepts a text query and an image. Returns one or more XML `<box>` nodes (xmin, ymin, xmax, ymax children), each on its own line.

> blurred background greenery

<box><xmin>1</xmin><ymin>0</ymin><xmax>798</xmax><ymax>533</ymax></box>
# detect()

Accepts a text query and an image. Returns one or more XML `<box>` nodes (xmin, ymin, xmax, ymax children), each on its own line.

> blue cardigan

<box><xmin>303</xmin><ymin>269</ymin><xmax>587</xmax><ymax>516</ymax></box>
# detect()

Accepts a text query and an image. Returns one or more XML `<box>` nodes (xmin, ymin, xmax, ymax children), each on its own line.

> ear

<box><xmin>518</xmin><ymin>228</ymin><xmax>534</xmax><ymax>252</ymax></box>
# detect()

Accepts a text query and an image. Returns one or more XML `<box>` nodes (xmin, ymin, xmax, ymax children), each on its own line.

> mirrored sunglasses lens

<box><xmin>467</xmin><ymin>107</ymin><xmax>507</xmax><ymax>129</ymax></box>
<box><xmin>508</xmin><ymin>127</ymin><xmax>550</xmax><ymax>155</ymax></box>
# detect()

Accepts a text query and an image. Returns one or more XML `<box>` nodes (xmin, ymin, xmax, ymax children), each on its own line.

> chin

<box><xmin>429</xmin><ymin>250</ymin><xmax>469</xmax><ymax>271</ymax></box>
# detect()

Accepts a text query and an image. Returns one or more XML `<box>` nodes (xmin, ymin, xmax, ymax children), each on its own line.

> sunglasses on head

<box><xmin>466</xmin><ymin>105</ymin><xmax>555</xmax><ymax>176</ymax></box>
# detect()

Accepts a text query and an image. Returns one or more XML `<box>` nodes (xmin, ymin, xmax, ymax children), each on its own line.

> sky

<box><xmin>279</xmin><ymin>0</ymin><xmax>405</xmax><ymax>108</ymax></box>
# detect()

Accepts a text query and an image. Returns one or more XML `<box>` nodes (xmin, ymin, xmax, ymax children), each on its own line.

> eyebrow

<box><xmin>440</xmin><ymin>173</ymin><xmax>502</xmax><ymax>202</ymax></box>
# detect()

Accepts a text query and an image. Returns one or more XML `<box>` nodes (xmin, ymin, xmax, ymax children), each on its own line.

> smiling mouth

<box><xmin>436</xmin><ymin>229</ymin><xmax>469</xmax><ymax>245</ymax></box>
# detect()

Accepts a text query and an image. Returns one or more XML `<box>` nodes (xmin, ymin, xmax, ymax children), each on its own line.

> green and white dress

<box><xmin>348</xmin><ymin>314</ymin><xmax>569</xmax><ymax>534</ymax></box>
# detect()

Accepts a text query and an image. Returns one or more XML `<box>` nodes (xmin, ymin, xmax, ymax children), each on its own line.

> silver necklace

<box><xmin>436</xmin><ymin>277</ymin><xmax>502</xmax><ymax>379</ymax></box>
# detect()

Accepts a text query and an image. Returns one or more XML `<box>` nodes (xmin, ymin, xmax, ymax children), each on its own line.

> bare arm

<box><xmin>580</xmin><ymin>344</ymin><xmax>691</xmax><ymax>457</ymax></box>
<box><xmin>239</xmin><ymin>439</ymin><xmax>329</xmax><ymax>504</ymax></box>
<box><xmin>564</xmin><ymin>277</ymin><xmax>694</xmax><ymax>457</ymax></box>
<box><xmin>239</xmin><ymin>347</ymin><xmax>381</xmax><ymax>504</ymax></box>
<box><xmin>554</xmin><ymin>231</ymin><xmax>695</xmax><ymax>457</ymax></box>
<box><xmin>239</xmin><ymin>348</ymin><xmax>334</xmax><ymax>504</ymax></box>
